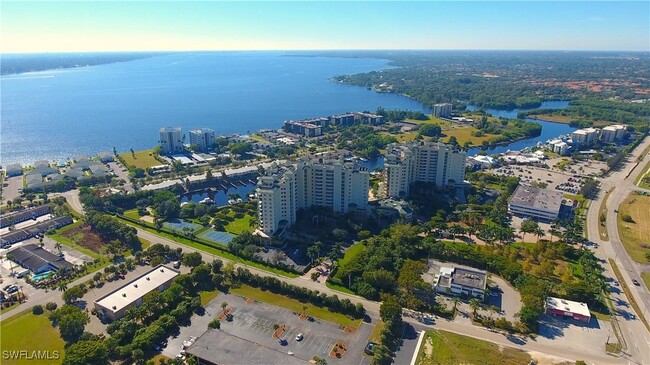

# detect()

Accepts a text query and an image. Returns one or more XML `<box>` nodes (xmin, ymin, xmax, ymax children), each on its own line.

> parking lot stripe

<box><xmin>318</xmin><ymin>339</ymin><xmax>332</xmax><ymax>354</ymax></box>
<box><xmin>312</xmin><ymin>337</ymin><xmax>326</xmax><ymax>351</ymax></box>
<box><xmin>305</xmin><ymin>336</ymin><xmax>318</xmax><ymax>349</ymax></box>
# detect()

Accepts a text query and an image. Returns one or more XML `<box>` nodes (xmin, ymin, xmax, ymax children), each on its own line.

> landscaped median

<box><xmin>115</xmin><ymin>215</ymin><xmax>300</xmax><ymax>278</ymax></box>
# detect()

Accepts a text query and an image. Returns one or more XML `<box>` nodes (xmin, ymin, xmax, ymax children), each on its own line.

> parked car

<box><xmin>278</xmin><ymin>339</ymin><xmax>287</xmax><ymax>346</ymax></box>
<box><xmin>632</xmin><ymin>279</ymin><xmax>640</xmax><ymax>286</ymax></box>
<box><xmin>295</xmin><ymin>333</ymin><xmax>303</xmax><ymax>341</ymax></box>
<box><xmin>364</xmin><ymin>342</ymin><xmax>377</xmax><ymax>355</ymax></box>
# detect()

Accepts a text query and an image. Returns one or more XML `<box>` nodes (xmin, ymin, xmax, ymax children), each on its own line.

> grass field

<box><xmin>405</xmin><ymin>115</ymin><xmax>453</xmax><ymax>126</ymax></box>
<box><xmin>415</xmin><ymin>330</ymin><xmax>531</xmax><ymax>365</ymax></box>
<box><xmin>395</xmin><ymin>132</ymin><xmax>418</xmax><ymax>142</ymax></box>
<box><xmin>119</xmin><ymin>149</ymin><xmax>161</xmax><ymax>170</ymax></box>
<box><xmin>230</xmin><ymin>285</ymin><xmax>361</xmax><ymax>327</ymax></box>
<box><xmin>0</xmin><ymin>309</ymin><xmax>66</xmax><ymax>365</ymax></box>
<box><xmin>223</xmin><ymin>211</ymin><xmax>255</xmax><ymax>234</ymax></box>
<box><xmin>123</xmin><ymin>208</ymin><xmax>142</xmax><ymax>220</ymax></box>
<box><xmin>527</xmin><ymin>114</ymin><xmax>574</xmax><ymax>124</ymax></box>
<box><xmin>642</xmin><ymin>272</ymin><xmax>650</xmax><ymax>291</ymax></box>
<box><xmin>48</xmin><ymin>221</ymin><xmax>101</xmax><ymax>259</ymax></box>
<box><xmin>200</xmin><ymin>290</ymin><xmax>221</xmax><ymax>306</ymax></box>
<box><xmin>616</xmin><ymin>193</ymin><xmax>650</xmax><ymax>263</ymax></box>
<box><xmin>337</xmin><ymin>243</ymin><xmax>365</xmax><ymax>269</ymax></box>
<box><xmin>440</xmin><ymin>127</ymin><xmax>497</xmax><ymax>146</ymax></box>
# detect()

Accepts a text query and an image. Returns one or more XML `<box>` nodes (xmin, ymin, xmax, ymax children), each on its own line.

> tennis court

<box><xmin>164</xmin><ymin>219</ymin><xmax>202</xmax><ymax>231</ymax></box>
<box><xmin>200</xmin><ymin>229</ymin><xmax>237</xmax><ymax>246</ymax></box>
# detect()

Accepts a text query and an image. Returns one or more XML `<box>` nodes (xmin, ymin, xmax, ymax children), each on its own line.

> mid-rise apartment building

<box><xmin>600</xmin><ymin>124</ymin><xmax>627</xmax><ymax>143</ymax></box>
<box><xmin>571</xmin><ymin>127</ymin><xmax>599</xmax><ymax>147</ymax></box>
<box><xmin>189</xmin><ymin>128</ymin><xmax>216</xmax><ymax>152</ymax></box>
<box><xmin>257</xmin><ymin>158</ymin><xmax>369</xmax><ymax>235</ymax></box>
<box><xmin>159</xmin><ymin>127</ymin><xmax>184</xmax><ymax>155</ymax></box>
<box><xmin>383</xmin><ymin>141</ymin><xmax>467</xmax><ymax>198</ymax></box>
<box><xmin>432</xmin><ymin>103</ymin><xmax>453</xmax><ymax>118</ymax></box>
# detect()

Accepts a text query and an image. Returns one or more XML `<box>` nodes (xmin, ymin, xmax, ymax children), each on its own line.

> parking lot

<box><xmin>1</xmin><ymin>175</ymin><xmax>24</xmax><ymax>203</ymax></box>
<box><xmin>164</xmin><ymin>292</ymin><xmax>373</xmax><ymax>364</ymax></box>
<box><xmin>490</xmin><ymin>165</ymin><xmax>586</xmax><ymax>194</ymax></box>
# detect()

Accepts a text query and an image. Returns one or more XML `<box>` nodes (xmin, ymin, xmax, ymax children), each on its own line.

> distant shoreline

<box><xmin>0</xmin><ymin>52</ymin><xmax>170</xmax><ymax>76</ymax></box>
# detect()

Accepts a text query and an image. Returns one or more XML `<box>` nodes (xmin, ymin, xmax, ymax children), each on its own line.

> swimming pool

<box><xmin>32</xmin><ymin>271</ymin><xmax>54</xmax><ymax>282</ymax></box>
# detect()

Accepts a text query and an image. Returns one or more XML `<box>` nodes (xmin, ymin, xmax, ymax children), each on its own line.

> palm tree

<box><xmin>449</xmin><ymin>225</ymin><xmax>465</xmax><ymax>242</ymax></box>
<box><xmin>469</xmin><ymin>298</ymin><xmax>481</xmax><ymax>318</ymax></box>
<box><xmin>451</xmin><ymin>297</ymin><xmax>460</xmax><ymax>315</ymax></box>
<box><xmin>534</xmin><ymin>227</ymin><xmax>545</xmax><ymax>243</ymax></box>
<box><xmin>548</xmin><ymin>227</ymin><xmax>561</xmax><ymax>243</ymax></box>
<box><xmin>54</xmin><ymin>242</ymin><xmax>62</xmax><ymax>253</ymax></box>
<box><xmin>57</xmin><ymin>282</ymin><xmax>68</xmax><ymax>292</ymax></box>
<box><xmin>221</xmin><ymin>302</ymin><xmax>228</xmax><ymax>312</ymax></box>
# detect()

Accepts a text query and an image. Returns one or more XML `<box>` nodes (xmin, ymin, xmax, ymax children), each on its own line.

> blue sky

<box><xmin>2</xmin><ymin>1</ymin><xmax>649</xmax><ymax>53</ymax></box>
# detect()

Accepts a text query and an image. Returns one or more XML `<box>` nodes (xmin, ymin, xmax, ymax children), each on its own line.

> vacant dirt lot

<box><xmin>61</xmin><ymin>225</ymin><xmax>107</xmax><ymax>253</ymax></box>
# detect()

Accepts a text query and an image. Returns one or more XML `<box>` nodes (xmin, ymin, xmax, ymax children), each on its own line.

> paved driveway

<box><xmin>1</xmin><ymin>175</ymin><xmax>24</xmax><ymax>203</ymax></box>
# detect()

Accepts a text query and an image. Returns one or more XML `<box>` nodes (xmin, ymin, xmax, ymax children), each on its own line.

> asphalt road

<box><xmin>585</xmin><ymin>135</ymin><xmax>650</xmax><ymax>365</ymax></box>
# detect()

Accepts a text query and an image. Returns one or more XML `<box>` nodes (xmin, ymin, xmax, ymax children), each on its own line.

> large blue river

<box><xmin>0</xmin><ymin>52</ymin><xmax>575</xmax><ymax>166</ymax></box>
<box><xmin>1</xmin><ymin>52</ymin><xmax>428</xmax><ymax>166</ymax></box>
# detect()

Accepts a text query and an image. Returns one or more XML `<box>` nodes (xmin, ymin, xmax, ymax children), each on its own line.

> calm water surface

<box><xmin>1</xmin><ymin>52</ymin><xmax>428</xmax><ymax>166</ymax></box>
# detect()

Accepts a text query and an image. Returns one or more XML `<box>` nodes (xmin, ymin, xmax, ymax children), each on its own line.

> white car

<box><xmin>295</xmin><ymin>333</ymin><xmax>303</xmax><ymax>341</ymax></box>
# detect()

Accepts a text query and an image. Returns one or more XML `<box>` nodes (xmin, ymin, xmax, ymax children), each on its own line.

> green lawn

<box><xmin>0</xmin><ymin>309</ymin><xmax>66</xmax><ymax>365</ymax></box>
<box><xmin>325</xmin><ymin>281</ymin><xmax>355</xmax><ymax>295</ymax></box>
<box><xmin>230</xmin><ymin>285</ymin><xmax>361</xmax><ymax>328</ymax></box>
<box><xmin>635</xmin><ymin>159</ymin><xmax>650</xmax><ymax>190</ymax></box>
<box><xmin>200</xmin><ymin>290</ymin><xmax>221</xmax><ymax>306</ymax></box>
<box><xmin>223</xmin><ymin>212</ymin><xmax>255</xmax><ymax>234</ymax></box>
<box><xmin>617</xmin><ymin>193</ymin><xmax>650</xmax><ymax>263</ymax></box>
<box><xmin>415</xmin><ymin>330</ymin><xmax>531</xmax><ymax>365</ymax></box>
<box><xmin>337</xmin><ymin>242</ymin><xmax>365</xmax><ymax>268</ymax></box>
<box><xmin>123</xmin><ymin>208</ymin><xmax>142</xmax><ymax>220</ymax></box>
<box><xmin>119</xmin><ymin>149</ymin><xmax>161</xmax><ymax>170</ymax></box>
<box><xmin>116</xmin><ymin>216</ymin><xmax>299</xmax><ymax>278</ymax></box>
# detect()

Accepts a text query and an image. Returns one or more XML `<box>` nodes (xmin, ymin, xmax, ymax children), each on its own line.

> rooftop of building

<box><xmin>509</xmin><ymin>185</ymin><xmax>563</xmax><ymax>213</ymax></box>
<box><xmin>546</xmin><ymin>296</ymin><xmax>590</xmax><ymax>317</ymax></box>
<box><xmin>451</xmin><ymin>267</ymin><xmax>487</xmax><ymax>290</ymax></box>
<box><xmin>189</xmin><ymin>128</ymin><xmax>215</xmax><ymax>134</ymax></box>
<box><xmin>94</xmin><ymin>265</ymin><xmax>179</xmax><ymax>314</ymax></box>
<box><xmin>186</xmin><ymin>329</ymin><xmax>311</xmax><ymax>365</ymax></box>
<box><xmin>7</xmin><ymin>243</ymin><xmax>72</xmax><ymax>272</ymax></box>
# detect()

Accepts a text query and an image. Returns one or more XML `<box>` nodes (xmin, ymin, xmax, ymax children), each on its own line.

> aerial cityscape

<box><xmin>1</xmin><ymin>1</ymin><xmax>650</xmax><ymax>365</ymax></box>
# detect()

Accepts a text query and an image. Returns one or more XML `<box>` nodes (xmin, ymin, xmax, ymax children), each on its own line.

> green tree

<box><xmin>62</xmin><ymin>286</ymin><xmax>85</xmax><ymax>304</ymax></box>
<box><xmin>208</xmin><ymin>318</ymin><xmax>221</xmax><ymax>329</ymax></box>
<box><xmin>469</xmin><ymin>298</ymin><xmax>481</xmax><ymax>318</ymax></box>
<box><xmin>63</xmin><ymin>339</ymin><xmax>109</xmax><ymax>365</ymax></box>
<box><xmin>182</xmin><ymin>252</ymin><xmax>203</xmax><ymax>268</ymax></box>
<box><xmin>51</xmin><ymin>305</ymin><xmax>89</xmax><ymax>342</ymax></box>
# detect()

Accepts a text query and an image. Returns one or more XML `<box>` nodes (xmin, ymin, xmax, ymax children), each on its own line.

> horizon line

<box><xmin>3</xmin><ymin>48</ymin><xmax>650</xmax><ymax>55</ymax></box>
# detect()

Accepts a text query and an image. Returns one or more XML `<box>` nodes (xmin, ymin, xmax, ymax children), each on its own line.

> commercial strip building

<box><xmin>382</xmin><ymin>141</ymin><xmax>467</xmax><ymax>198</ymax></box>
<box><xmin>432</xmin><ymin>103</ymin><xmax>453</xmax><ymax>118</ymax></box>
<box><xmin>257</xmin><ymin>157</ymin><xmax>369</xmax><ymax>235</ymax></box>
<box><xmin>186</xmin><ymin>329</ymin><xmax>311</xmax><ymax>365</ymax></box>
<box><xmin>7</xmin><ymin>244</ymin><xmax>73</xmax><ymax>274</ymax></box>
<box><xmin>0</xmin><ymin>216</ymin><xmax>73</xmax><ymax>248</ymax></box>
<box><xmin>189</xmin><ymin>128</ymin><xmax>216</xmax><ymax>152</ymax></box>
<box><xmin>432</xmin><ymin>266</ymin><xmax>487</xmax><ymax>300</ymax></box>
<box><xmin>94</xmin><ymin>265</ymin><xmax>180</xmax><ymax>321</ymax></box>
<box><xmin>508</xmin><ymin>185</ymin><xmax>563</xmax><ymax>222</ymax></box>
<box><xmin>0</xmin><ymin>205</ymin><xmax>51</xmax><ymax>228</ymax></box>
<box><xmin>545</xmin><ymin>296</ymin><xmax>591</xmax><ymax>323</ymax></box>
<box><xmin>159</xmin><ymin>127</ymin><xmax>184</xmax><ymax>155</ymax></box>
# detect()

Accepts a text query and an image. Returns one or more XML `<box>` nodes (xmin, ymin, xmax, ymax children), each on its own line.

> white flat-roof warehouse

<box><xmin>545</xmin><ymin>296</ymin><xmax>591</xmax><ymax>323</ymax></box>
<box><xmin>508</xmin><ymin>185</ymin><xmax>563</xmax><ymax>222</ymax></box>
<box><xmin>94</xmin><ymin>265</ymin><xmax>179</xmax><ymax>321</ymax></box>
